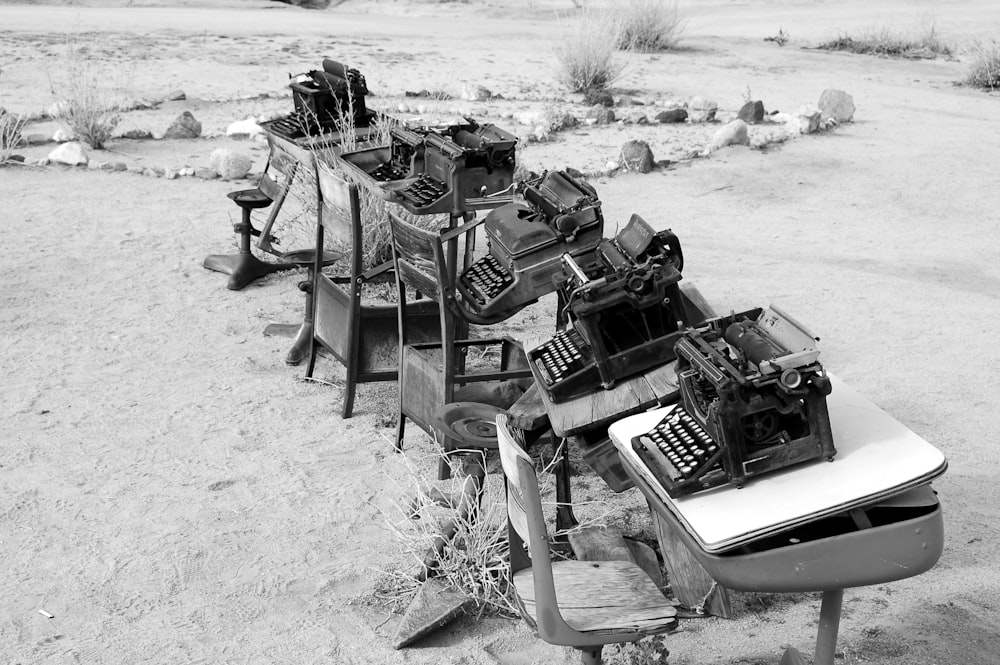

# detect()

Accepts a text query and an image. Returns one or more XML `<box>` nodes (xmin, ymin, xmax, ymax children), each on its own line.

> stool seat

<box><xmin>433</xmin><ymin>402</ymin><xmax>505</xmax><ymax>479</ymax></box>
<box><xmin>228</xmin><ymin>189</ymin><xmax>273</xmax><ymax>209</ymax></box>
<box><xmin>280</xmin><ymin>247</ymin><xmax>344</xmax><ymax>267</ymax></box>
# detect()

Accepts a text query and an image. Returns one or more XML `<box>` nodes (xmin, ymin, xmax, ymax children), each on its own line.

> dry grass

<box><xmin>816</xmin><ymin>24</ymin><xmax>953</xmax><ymax>59</ymax></box>
<box><xmin>614</xmin><ymin>0</ymin><xmax>685</xmax><ymax>53</ymax></box>
<box><xmin>964</xmin><ymin>39</ymin><xmax>1000</xmax><ymax>91</ymax></box>
<box><xmin>554</xmin><ymin>9</ymin><xmax>627</xmax><ymax>92</ymax></box>
<box><xmin>47</xmin><ymin>42</ymin><xmax>128</xmax><ymax>149</ymax></box>
<box><xmin>0</xmin><ymin>108</ymin><xmax>27</xmax><ymax>164</ymax></box>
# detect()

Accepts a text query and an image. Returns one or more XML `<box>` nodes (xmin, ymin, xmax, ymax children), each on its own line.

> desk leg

<box><xmin>554</xmin><ymin>438</ymin><xmax>579</xmax><ymax>532</ymax></box>
<box><xmin>778</xmin><ymin>588</ymin><xmax>842</xmax><ymax>665</ymax></box>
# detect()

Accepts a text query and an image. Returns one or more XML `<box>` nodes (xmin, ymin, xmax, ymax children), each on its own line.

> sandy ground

<box><xmin>2</xmin><ymin>1</ymin><xmax>1000</xmax><ymax>663</ymax></box>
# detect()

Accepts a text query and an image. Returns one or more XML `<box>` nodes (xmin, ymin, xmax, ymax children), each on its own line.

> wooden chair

<box><xmin>496</xmin><ymin>414</ymin><xmax>677</xmax><ymax>665</ymax></box>
<box><xmin>202</xmin><ymin>131</ymin><xmax>301</xmax><ymax>290</ymax></box>
<box><xmin>306</xmin><ymin>160</ymin><xmax>439</xmax><ymax>417</ymax></box>
<box><xmin>388</xmin><ymin>210</ymin><xmax>533</xmax><ymax>478</ymax></box>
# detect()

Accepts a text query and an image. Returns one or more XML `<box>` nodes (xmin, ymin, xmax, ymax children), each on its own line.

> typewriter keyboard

<box><xmin>532</xmin><ymin>328</ymin><xmax>591</xmax><ymax>387</ymax></box>
<box><xmin>266</xmin><ymin>112</ymin><xmax>331</xmax><ymax>140</ymax></box>
<box><xmin>370</xmin><ymin>161</ymin><xmax>410</xmax><ymax>182</ymax></box>
<box><xmin>636</xmin><ymin>407</ymin><xmax>720</xmax><ymax>481</ymax></box>
<box><xmin>460</xmin><ymin>254</ymin><xmax>514</xmax><ymax>304</ymax></box>
<box><xmin>398</xmin><ymin>174</ymin><xmax>447</xmax><ymax>209</ymax></box>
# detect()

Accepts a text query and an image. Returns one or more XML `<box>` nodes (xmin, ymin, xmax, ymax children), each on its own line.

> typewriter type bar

<box><xmin>657</xmin><ymin>305</ymin><xmax>837</xmax><ymax>496</ymax></box>
<box><xmin>528</xmin><ymin>215</ymin><xmax>691</xmax><ymax>403</ymax></box>
<box><xmin>456</xmin><ymin>170</ymin><xmax>605</xmax><ymax>320</ymax></box>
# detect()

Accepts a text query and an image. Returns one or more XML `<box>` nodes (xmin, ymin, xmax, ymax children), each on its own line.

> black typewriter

<box><xmin>368</xmin><ymin>126</ymin><xmax>427</xmax><ymax>182</ymax></box>
<box><xmin>632</xmin><ymin>305</ymin><xmax>836</xmax><ymax>497</ymax></box>
<box><xmin>527</xmin><ymin>214</ymin><xmax>688</xmax><ymax>403</ymax></box>
<box><xmin>456</xmin><ymin>170</ymin><xmax>604</xmax><ymax>321</ymax></box>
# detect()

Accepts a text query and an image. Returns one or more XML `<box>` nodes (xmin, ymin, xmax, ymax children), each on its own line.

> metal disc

<box><xmin>433</xmin><ymin>402</ymin><xmax>506</xmax><ymax>449</ymax></box>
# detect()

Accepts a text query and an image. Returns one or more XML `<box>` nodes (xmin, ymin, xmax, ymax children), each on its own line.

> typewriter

<box><xmin>456</xmin><ymin>170</ymin><xmax>604</xmax><ymax>321</ymax></box>
<box><xmin>265</xmin><ymin>59</ymin><xmax>375</xmax><ymax>142</ymax></box>
<box><xmin>632</xmin><ymin>305</ymin><xmax>836</xmax><ymax>498</ymax></box>
<box><xmin>527</xmin><ymin>214</ymin><xmax>688</xmax><ymax>403</ymax></box>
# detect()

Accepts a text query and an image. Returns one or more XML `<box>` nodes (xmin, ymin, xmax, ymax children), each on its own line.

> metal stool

<box><xmin>432</xmin><ymin>402</ymin><xmax>505</xmax><ymax>481</ymax></box>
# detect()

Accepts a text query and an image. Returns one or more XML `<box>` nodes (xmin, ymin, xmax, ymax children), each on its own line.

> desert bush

<box><xmin>817</xmin><ymin>24</ymin><xmax>953</xmax><ymax>59</ymax></box>
<box><xmin>614</xmin><ymin>0</ymin><xmax>685</xmax><ymax>52</ymax></box>
<box><xmin>555</xmin><ymin>9</ymin><xmax>627</xmax><ymax>91</ymax></box>
<box><xmin>0</xmin><ymin>108</ymin><xmax>27</xmax><ymax>164</ymax></box>
<box><xmin>47</xmin><ymin>43</ymin><xmax>127</xmax><ymax>149</ymax></box>
<box><xmin>964</xmin><ymin>39</ymin><xmax>1000</xmax><ymax>90</ymax></box>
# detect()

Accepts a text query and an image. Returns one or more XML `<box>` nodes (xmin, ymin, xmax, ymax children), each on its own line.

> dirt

<box><xmin>3</xmin><ymin>1</ymin><xmax>1000</xmax><ymax>664</ymax></box>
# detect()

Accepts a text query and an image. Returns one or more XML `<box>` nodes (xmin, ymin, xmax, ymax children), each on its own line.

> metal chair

<box><xmin>388</xmin><ymin>210</ymin><xmax>532</xmax><ymax>479</ymax></box>
<box><xmin>203</xmin><ymin>132</ymin><xmax>301</xmax><ymax>290</ymax></box>
<box><xmin>496</xmin><ymin>414</ymin><xmax>677</xmax><ymax>665</ymax></box>
<box><xmin>306</xmin><ymin>161</ymin><xmax>439</xmax><ymax>418</ymax></box>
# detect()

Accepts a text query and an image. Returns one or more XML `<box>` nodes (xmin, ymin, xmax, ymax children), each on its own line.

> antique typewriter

<box><xmin>456</xmin><ymin>170</ymin><xmax>604</xmax><ymax>321</ymax></box>
<box><xmin>632</xmin><ymin>305</ymin><xmax>836</xmax><ymax>498</ymax></box>
<box><xmin>527</xmin><ymin>214</ymin><xmax>688</xmax><ymax>403</ymax></box>
<box><xmin>265</xmin><ymin>59</ymin><xmax>376</xmax><ymax>142</ymax></box>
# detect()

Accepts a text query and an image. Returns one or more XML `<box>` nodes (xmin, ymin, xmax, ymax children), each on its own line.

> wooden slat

<box><xmin>507</xmin><ymin>384</ymin><xmax>551</xmax><ymax>433</ymax></box>
<box><xmin>648</xmin><ymin>499</ymin><xmax>732</xmax><ymax>618</ymax></box>
<box><xmin>513</xmin><ymin>560</ymin><xmax>676</xmax><ymax>633</ymax></box>
<box><xmin>642</xmin><ymin>362</ymin><xmax>681</xmax><ymax>405</ymax></box>
<box><xmin>568</xmin><ymin>526</ymin><xmax>635</xmax><ymax>563</ymax></box>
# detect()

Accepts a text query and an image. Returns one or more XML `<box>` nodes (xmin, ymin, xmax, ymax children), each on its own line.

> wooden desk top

<box><xmin>609</xmin><ymin>375</ymin><xmax>948</xmax><ymax>553</ymax></box>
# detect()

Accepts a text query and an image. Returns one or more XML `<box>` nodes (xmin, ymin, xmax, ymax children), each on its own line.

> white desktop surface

<box><xmin>609</xmin><ymin>375</ymin><xmax>948</xmax><ymax>553</ymax></box>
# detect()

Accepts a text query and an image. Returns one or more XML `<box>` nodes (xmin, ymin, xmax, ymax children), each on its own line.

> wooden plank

<box><xmin>642</xmin><ymin>362</ymin><xmax>681</xmax><ymax>406</ymax></box>
<box><xmin>506</xmin><ymin>384</ymin><xmax>551</xmax><ymax>433</ymax></box>
<box><xmin>392</xmin><ymin>577</ymin><xmax>474</xmax><ymax>649</ymax></box>
<box><xmin>625</xmin><ymin>538</ymin><xmax>664</xmax><ymax>590</ymax></box>
<box><xmin>648</xmin><ymin>499</ymin><xmax>733</xmax><ymax>618</ymax></box>
<box><xmin>568</xmin><ymin>525</ymin><xmax>635</xmax><ymax>563</ymax></box>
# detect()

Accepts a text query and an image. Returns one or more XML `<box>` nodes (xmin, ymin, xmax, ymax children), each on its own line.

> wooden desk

<box><xmin>609</xmin><ymin>376</ymin><xmax>948</xmax><ymax>664</ymax></box>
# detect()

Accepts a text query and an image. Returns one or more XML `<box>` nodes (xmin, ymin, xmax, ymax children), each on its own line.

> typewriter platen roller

<box><xmin>456</xmin><ymin>170</ymin><xmax>604</xmax><ymax>321</ymax></box>
<box><xmin>528</xmin><ymin>214</ymin><xmax>689</xmax><ymax>403</ymax></box>
<box><xmin>633</xmin><ymin>305</ymin><xmax>836</xmax><ymax>497</ymax></box>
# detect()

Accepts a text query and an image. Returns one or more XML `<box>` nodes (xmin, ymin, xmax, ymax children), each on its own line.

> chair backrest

<box><xmin>259</xmin><ymin>131</ymin><xmax>303</xmax><ymax>200</ymax></box>
<box><xmin>315</xmin><ymin>160</ymin><xmax>363</xmax><ymax>278</ymax></box>
<box><xmin>387</xmin><ymin>210</ymin><xmax>450</xmax><ymax>302</ymax></box>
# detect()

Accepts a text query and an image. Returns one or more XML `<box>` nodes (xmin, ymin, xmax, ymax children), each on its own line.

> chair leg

<box><xmin>579</xmin><ymin>647</ymin><xmax>603</xmax><ymax>665</ymax></box>
<box><xmin>395</xmin><ymin>414</ymin><xmax>405</xmax><ymax>452</ymax></box>
<box><xmin>342</xmin><ymin>374</ymin><xmax>357</xmax><ymax>419</ymax></box>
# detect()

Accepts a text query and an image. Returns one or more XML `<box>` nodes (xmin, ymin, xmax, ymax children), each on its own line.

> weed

<box><xmin>816</xmin><ymin>24</ymin><xmax>952</xmax><ymax>59</ymax></box>
<box><xmin>554</xmin><ymin>9</ymin><xmax>627</xmax><ymax>92</ymax></box>
<box><xmin>764</xmin><ymin>27</ymin><xmax>789</xmax><ymax>47</ymax></box>
<box><xmin>47</xmin><ymin>40</ymin><xmax>129</xmax><ymax>149</ymax></box>
<box><xmin>964</xmin><ymin>39</ymin><xmax>1000</xmax><ymax>90</ymax></box>
<box><xmin>606</xmin><ymin>634</ymin><xmax>670</xmax><ymax>665</ymax></box>
<box><xmin>0</xmin><ymin>108</ymin><xmax>27</xmax><ymax>164</ymax></box>
<box><xmin>614</xmin><ymin>0</ymin><xmax>686</xmax><ymax>53</ymax></box>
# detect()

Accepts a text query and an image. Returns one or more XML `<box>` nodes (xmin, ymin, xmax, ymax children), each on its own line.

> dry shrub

<box><xmin>555</xmin><ymin>9</ymin><xmax>627</xmax><ymax>92</ymax></box>
<box><xmin>0</xmin><ymin>108</ymin><xmax>27</xmax><ymax>164</ymax></box>
<box><xmin>965</xmin><ymin>39</ymin><xmax>1000</xmax><ymax>90</ymax></box>
<box><xmin>47</xmin><ymin>41</ymin><xmax>128</xmax><ymax>149</ymax></box>
<box><xmin>614</xmin><ymin>0</ymin><xmax>686</xmax><ymax>53</ymax></box>
<box><xmin>817</xmin><ymin>24</ymin><xmax>953</xmax><ymax>59</ymax></box>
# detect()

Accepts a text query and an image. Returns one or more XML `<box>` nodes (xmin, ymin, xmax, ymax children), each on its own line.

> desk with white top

<box><xmin>609</xmin><ymin>376</ymin><xmax>947</xmax><ymax>665</ymax></box>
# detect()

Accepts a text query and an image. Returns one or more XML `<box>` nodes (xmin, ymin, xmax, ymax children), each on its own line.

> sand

<box><xmin>2</xmin><ymin>1</ymin><xmax>1000</xmax><ymax>663</ymax></box>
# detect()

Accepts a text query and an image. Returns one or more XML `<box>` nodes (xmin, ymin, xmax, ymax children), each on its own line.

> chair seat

<box><xmin>228</xmin><ymin>188</ymin><xmax>272</xmax><ymax>209</ymax></box>
<box><xmin>513</xmin><ymin>559</ymin><xmax>677</xmax><ymax>634</ymax></box>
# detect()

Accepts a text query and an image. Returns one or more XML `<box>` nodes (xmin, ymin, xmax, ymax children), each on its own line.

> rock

<box><xmin>98</xmin><ymin>161</ymin><xmax>114</xmax><ymax>171</ymax></box>
<box><xmin>703</xmin><ymin>119</ymin><xmax>750</xmax><ymax>154</ymax></box>
<box><xmin>460</xmin><ymin>84</ymin><xmax>492</xmax><ymax>102</ymax></box>
<box><xmin>688</xmin><ymin>96</ymin><xmax>718</xmax><ymax>123</ymax></box>
<box><xmin>593</xmin><ymin>108</ymin><xmax>616</xmax><ymax>125</ymax></box>
<box><xmin>818</xmin><ymin>89</ymin><xmax>855</xmax><ymax>123</ymax></box>
<box><xmin>36</xmin><ymin>158</ymin><xmax>50</xmax><ymax>166</ymax></box>
<box><xmin>605</xmin><ymin>160</ymin><xmax>620</xmax><ymax>171</ymax></box>
<box><xmin>142</xmin><ymin>167</ymin><xmax>159</xmax><ymax>177</ymax></box>
<box><xmin>128</xmin><ymin>164</ymin><xmax>145</xmax><ymax>174</ymax></box>
<box><xmin>794</xmin><ymin>104</ymin><xmax>822</xmax><ymax>134</ymax></box>
<box><xmin>21</xmin><ymin>133</ymin><xmax>50</xmax><ymax>146</ymax></box>
<box><xmin>564</xmin><ymin>166</ymin><xmax>585</xmax><ymax>179</ymax></box>
<box><xmin>631</xmin><ymin>113</ymin><xmax>649</xmax><ymax>125</ymax></box>
<box><xmin>209</xmin><ymin>149</ymin><xmax>253</xmax><ymax>180</ymax></box>
<box><xmin>616</xmin><ymin>95</ymin><xmax>634</xmax><ymax>107</ymax></box>
<box><xmin>46</xmin><ymin>100</ymin><xmax>70</xmax><ymax>118</ymax></box>
<box><xmin>164</xmin><ymin>168</ymin><xmax>178</xmax><ymax>180</ymax></box>
<box><xmin>226</xmin><ymin>117</ymin><xmax>263</xmax><ymax>139</ymax></box>
<box><xmin>654</xmin><ymin>108</ymin><xmax>688</xmax><ymax>123</ymax></box>
<box><xmin>163</xmin><ymin>111</ymin><xmax>202</xmax><ymax>139</ymax></box>
<box><xmin>195</xmin><ymin>167</ymin><xmax>219</xmax><ymax>179</ymax></box>
<box><xmin>113</xmin><ymin>162</ymin><xmax>128</xmax><ymax>172</ymax></box>
<box><xmin>553</xmin><ymin>112</ymin><xmax>579</xmax><ymax>130</ymax></box>
<box><xmin>163</xmin><ymin>89</ymin><xmax>186</xmax><ymax>101</ymax></box>
<box><xmin>47</xmin><ymin>141</ymin><xmax>89</xmax><ymax>166</ymax></box>
<box><xmin>583</xmin><ymin>87</ymin><xmax>614</xmax><ymax>107</ymax></box>
<box><xmin>118</xmin><ymin>97</ymin><xmax>156</xmax><ymax>111</ymax></box>
<box><xmin>119</xmin><ymin>128</ymin><xmax>153</xmax><ymax>140</ymax></box>
<box><xmin>619</xmin><ymin>140</ymin><xmax>655</xmax><ymax>173</ymax></box>
<box><xmin>737</xmin><ymin>100</ymin><xmax>765</xmax><ymax>123</ymax></box>
<box><xmin>178</xmin><ymin>167</ymin><xmax>195</xmax><ymax>177</ymax></box>
<box><xmin>52</xmin><ymin>128</ymin><xmax>74</xmax><ymax>142</ymax></box>
<box><xmin>531</xmin><ymin>125</ymin><xmax>551</xmax><ymax>142</ymax></box>
<box><xmin>6</xmin><ymin>154</ymin><xmax>25</xmax><ymax>163</ymax></box>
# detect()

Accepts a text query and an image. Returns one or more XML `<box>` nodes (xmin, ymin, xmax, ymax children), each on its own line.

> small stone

<box><xmin>178</xmin><ymin>167</ymin><xmax>195</xmax><ymax>177</ymax></box>
<box><xmin>460</xmin><ymin>85</ymin><xmax>492</xmax><ymax>102</ymax></box>
<box><xmin>195</xmin><ymin>167</ymin><xmax>219</xmax><ymax>179</ymax></box>
<box><xmin>564</xmin><ymin>166</ymin><xmax>584</xmax><ymax>179</ymax></box>
<box><xmin>142</xmin><ymin>167</ymin><xmax>159</xmax><ymax>177</ymax></box>
<box><xmin>165</xmin><ymin>168</ymin><xmax>178</xmax><ymax>180</ymax></box>
<box><xmin>703</xmin><ymin>119</ymin><xmax>750</xmax><ymax>154</ymax></box>
<box><xmin>163</xmin><ymin>111</ymin><xmax>202</xmax><ymax>139</ymax></box>
<box><xmin>688</xmin><ymin>96</ymin><xmax>718</xmax><ymax>123</ymax></box>
<box><xmin>163</xmin><ymin>89</ymin><xmax>186</xmax><ymax>101</ymax></box>
<box><xmin>21</xmin><ymin>133</ymin><xmax>50</xmax><ymax>146</ymax></box>
<box><xmin>209</xmin><ymin>149</ymin><xmax>253</xmax><ymax>180</ymax></box>
<box><xmin>655</xmin><ymin>108</ymin><xmax>688</xmax><ymax>123</ymax></box>
<box><xmin>554</xmin><ymin>112</ymin><xmax>579</xmax><ymax>130</ymax></box>
<box><xmin>113</xmin><ymin>162</ymin><xmax>128</xmax><ymax>172</ymax></box>
<box><xmin>633</xmin><ymin>113</ymin><xmax>649</xmax><ymax>125</ymax></box>
<box><xmin>36</xmin><ymin>157</ymin><xmax>50</xmax><ymax>166</ymax></box>
<box><xmin>226</xmin><ymin>117</ymin><xmax>263</xmax><ymax>139</ymax></box>
<box><xmin>119</xmin><ymin>128</ymin><xmax>153</xmax><ymax>140</ymax></box>
<box><xmin>52</xmin><ymin>128</ymin><xmax>74</xmax><ymax>142</ymax></box>
<box><xmin>129</xmin><ymin>164</ymin><xmax>145</xmax><ymax>174</ymax></box>
<box><xmin>818</xmin><ymin>89</ymin><xmax>855</xmax><ymax>123</ymax></box>
<box><xmin>46</xmin><ymin>100</ymin><xmax>70</xmax><ymax>118</ymax></box>
<box><xmin>619</xmin><ymin>140</ymin><xmax>655</xmax><ymax>173</ymax></box>
<box><xmin>531</xmin><ymin>125</ymin><xmax>550</xmax><ymax>142</ymax></box>
<box><xmin>616</xmin><ymin>95</ymin><xmax>634</xmax><ymax>107</ymax></box>
<box><xmin>47</xmin><ymin>141</ymin><xmax>89</xmax><ymax>166</ymax></box>
<box><xmin>583</xmin><ymin>87</ymin><xmax>614</xmax><ymax>107</ymax></box>
<box><xmin>737</xmin><ymin>100</ymin><xmax>765</xmax><ymax>123</ymax></box>
<box><xmin>5</xmin><ymin>154</ymin><xmax>25</xmax><ymax>163</ymax></box>
<box><xmin>593</xmin><ymin>108</ymin><xmax>616</xmax><ymax>125</ymax></box>
<box><xmin>794</xmin><ymin>104</ymin><xmax>822</xmax><ymax>134</ymax></box>
<box><xmin>98</xmin><ymin>161</ymin><xmax>114</xmax><ymax>171</ymax></box>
